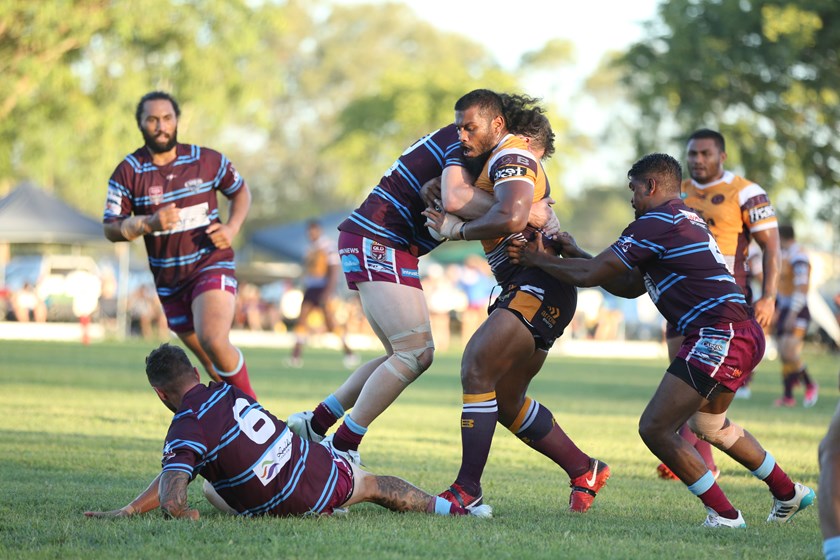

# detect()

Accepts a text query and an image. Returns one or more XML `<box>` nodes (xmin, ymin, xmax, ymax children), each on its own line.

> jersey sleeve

<box><xmin>739</xmin><ymin>182</ymin><xmax>777</xmax><ymax>234</ymax></box>
<box><xmin>215</xmin><ymin>153</ymin><xmax>246</xmax><ymax>198</ymax></box>
<box><xmin>489</xmin><ymin>149</ymin><xmax>538</xmax><ymax>190</ymax></box>
<box><xmin>103</xmin><ymin>161</ymin><xmax>134</xmax><ymax>223</ymax></box>
<box><xmin>609</xmin><ymin>212</ymin><xmax>672</xmax><ymax>269</ymax></box>
<box><xmin>161</xmin><ymin>413</ymin><xmax>208</xmax><ymax>481</ymax></box>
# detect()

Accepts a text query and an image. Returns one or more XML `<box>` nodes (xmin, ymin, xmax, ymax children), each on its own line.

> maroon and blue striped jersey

<box><xmin>610</xmin><ymin>199</ymin><xmax>751</xmax><ymax>335</ymax></box>
<box><xmin>161</xmin><ymin>382</ymin><xmax>346</xmax><ymax>516</ymax></box>
<box><xmin>338</xmin><ymin>125</ymin><xmax>462</xmax><ymax>257</ymax></box>
<box><xmin>104</xmin><ymin>144</ymin><xmax>245</xmax><ymax>298</ymax></box>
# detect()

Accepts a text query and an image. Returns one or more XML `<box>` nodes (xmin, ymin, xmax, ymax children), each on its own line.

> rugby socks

<box><xmin>824</xmin><ymin>536</ymin><xmax>840</xmax><ymax>560</ymax></box>
<box><xmin>507</xmin><ymin>397</ymin><xmax>590</xmax><ymax>477</ymax></box>
<box><xmin>454</xmin><ymin>392</ymin><xmax>498</xmax><ymax>496</ymax></box>
<box><xmin>678</xmin><ymin>424</ymin><xmax>717</xmax><ymax>473</ymax></box>
<box><xmin>798</xmin><ymin>366</ymin><xmax>815</xmax><ymax>388</ymax></box>
<box><xmin>427</xmin><ymin>496</ymin><xmax>468</xmax><ymax>516</ymax></box>
<box><xmin>751</xmin><ymin>451</ymin><xmax>796</xmax><ymax>501</ymax></box>
<box><xmin>311</xmin><ymin>394</ymin><xmax>345</xmax><ymax>436</ymax></box>
<box><xmin>213</xmin><ymin>348</ymin><xmax>257</xmax><ymax>400</ymax></box>
<box><xmin>687</xmin><ymin>470</ymin><xmax>739</xmax><ymax>519</ymax></box>
<box><xmin>333</xmin><ymin>415</ymin><xmax>367</xmax><ymax>452</ymax></box>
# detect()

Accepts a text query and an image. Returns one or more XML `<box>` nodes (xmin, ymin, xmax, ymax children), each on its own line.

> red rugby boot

<box><xmin>438</xmin><ymin>483</ymin><xmax>483</xmax><ymax>510</ymax></box>
<box><xmin>569</xmin><ymin>458</ymin><xmax>610</xmax><ymax>513</ymax></box>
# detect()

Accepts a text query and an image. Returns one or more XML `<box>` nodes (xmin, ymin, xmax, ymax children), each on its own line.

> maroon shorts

<box><xmin>161</xmin><ymin>270</ymin><xmax>238</xmax><ymax>333</ymax></box>
<box><xmin>338</xmin><ymin>231</ymin><xmax>422</xmax><ymax>290</ymax></box>
<box><xmin>322</xmin><ymin>456</ymin><xmax>354</xmax><ymax>515</ymax></box>
<box><xmin>672</xmin><ymin>319</ymin><xmax>765</xmax><ymax>394</ymax></box>
<box><xmin>490</xmin><ymin>268</ymin><xmax>577</xmax><ymax>350</ymax></box>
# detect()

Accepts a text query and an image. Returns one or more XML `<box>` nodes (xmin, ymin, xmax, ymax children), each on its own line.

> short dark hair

<box><xmin>145</xmin><ymin>343</ymin><xmax>194</xmax><ymax>390</ymax></box>
<box><xmin>454</xmin><ymin>89</ymin><xmax>504</xmax><ymax>121</ymax></box>
<box><xmin>501</xmin><ymin>93</ymin><xmax>555</xmax><ymax>159</ymax></box>
<box><xmin>778</xmin><ymin>224</ymin><xmax>795</xmax><ymax>240</ymax></box>
<box><xmin>135</xmin><ymin>91</ymin><xmax>181</xmax><ymax>128</ymax></box>
<box><xmin>688</xmin><ymin>129</ymin><xmax>726</xmax><ymax>153</ymax></box>
<box><xmin>628</xmin><ymin>153</ymin><xmax>683</xmax><ymax>193</ymax></box>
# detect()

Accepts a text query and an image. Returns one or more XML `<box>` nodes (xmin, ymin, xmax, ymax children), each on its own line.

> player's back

<box><xmin>613</xmin><ymin>199</ymin><xmax>751</xmax><ymax>335</ymax></box>
<box><xmin>163</xmin><ymin>382</ymin><xmax>344</xmax><ymax>517</ymax></box>
<box><xmin>338</xmin><ymin>125</ymin><xmax>460</xmax><ymax>257</ymax></box>
<box><xmin>778</xmin><ymin>242</ymin><xmax>810</xmax><ymax>300</ymax></box>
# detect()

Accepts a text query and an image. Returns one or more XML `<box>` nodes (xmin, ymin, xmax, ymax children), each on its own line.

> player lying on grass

<box><xmin>505</xmin><ymin>153</ymin><xmax>814</xmax><ymax>528</ymax></box>
<box><xmin>84</xmin><ymin>343</ymin><xmax>491</xmax><ymax>519</ymax></box>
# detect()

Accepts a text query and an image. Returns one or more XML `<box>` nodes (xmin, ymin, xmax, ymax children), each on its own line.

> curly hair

<box><xmin>501</xmin><ymin>94</ymin><xmax>555</xmax><ymax>159</ymax></box>
<box><xmin>145</xmin><ymin>343</ymin><xmax>194</xmax><ymax>390</ymax></box>
<box><xmin>135</xmin><ymin>91</ymin><xmax>181</xmax><ymax>128</ymax></box>
<box><xmin>627</xmin><ymin>153</ymin><xmax>683</xmax><ymax>193</ymax></box>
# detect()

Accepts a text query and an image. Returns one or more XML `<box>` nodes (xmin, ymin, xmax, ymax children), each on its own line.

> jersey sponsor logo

<box><xmin>370</xmin><ymin>242</ymin><xmax>388</xmax><ymax>261</ymax></box>
<box><xmin>339</xmin><ymin>247</ymin><xmax>359</xmax><ymax>255</ymax></box>
<box><xmin>254</xmin><ymin>429</ymin><xmax>293</xmax><ymax>486</ymax></box>
<box><xmin>617</xmin><ymin>235</ymin><xmax>634</xmax><ymax>253</ymax></box>
<box><xmin>492</xmin><ymin>165</ymin><xmax>527</xmax><ymax>182</ymax></box>
<box><xmin>162</xmin><ymin>441</ymin><xmax>177</xmax><ymax>462</ymax></box>
<box><xmin>711</xmin><ymin>194</ymin><xmax>725</xmax><ymax>204</ymax></box>
<box><xmin>150</xmin><ymin>186</ymin><xmax>164</xmax><ymax>205</ymax></box>
<box><xmin>749</xmin><ymin>204</ymin><xmax>776</xmax><ymax>223</ymax></box>
<box><xmin>184</xmin><ymin>178</ymin><xmax>203</xmax><ymax>192</ymax></box>
<box><xmin>679</xmin><ymin>210</ymin><xmax>706</xmax><ymax>226</ymax></box>
<box><xmin>540</xmin><ymin>305</ymin><xmax>560</xmax><ymax>329</ymax></box>
<box><xmin>171</xmin><ymin>203</ymin><xmax>211</xmax><ymax>232</ymax></box>
<box><xmin>341</xmin><ymin>254</ymin><xmax>362</xmax><ymax>273</ymax></box>
<box><xmin>400</xmin><ymin>268</ymin><xmax>420</xmax><ymax>278</ymax></box>
<box><xmin>461</xmin><ymin>419</ymin><xmax>475</xmax><ymax>428</ymax></box>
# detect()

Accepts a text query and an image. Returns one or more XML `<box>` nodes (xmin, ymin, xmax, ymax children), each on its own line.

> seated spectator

<box><xmin>12</xmin><ymin>282</ymin><xmax>47</xmax><ymax>323</ymax></box>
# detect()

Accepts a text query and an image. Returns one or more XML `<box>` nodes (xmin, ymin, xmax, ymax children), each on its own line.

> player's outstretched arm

<box><xmin>85</xmin><ymin>473</ymin><xmax>163</xmax><ymax>518</ymax></box>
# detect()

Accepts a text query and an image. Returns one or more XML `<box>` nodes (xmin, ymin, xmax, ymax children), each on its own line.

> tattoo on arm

<box><xmin>159</xmin><ymin>471</ymin><xmax>192</xmax><ymax>518</ymax></box>
<box><xmin>371</xmin><ymin>476</ymin><xmax>432</xmax><ymax>513</ymax></box>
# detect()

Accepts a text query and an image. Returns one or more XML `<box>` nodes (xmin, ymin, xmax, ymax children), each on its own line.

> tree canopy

<box><xmin>618</xmin><ymin>0</ymin><xmax>839</xmax><ymax>203</ymax></box>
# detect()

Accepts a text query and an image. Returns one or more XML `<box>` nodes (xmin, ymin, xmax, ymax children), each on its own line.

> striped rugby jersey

<box><xmin>162</xmin><ymin>382</ymin><xmax>345</xmax><ymax>516</ymax></box>
<box><xmin>104</xmin><ymin>143</ymin><xmax>245</xmax><ymax>298</ymax></box>
<box><xmin>338</xmin><ymin>124</ymin><xmax>462</xmax><ymax>257</ymax></box>
<box><xmin>610</xmin><ymin>199</ymin><xmax>751</xmax><ymax>335</ymax></box>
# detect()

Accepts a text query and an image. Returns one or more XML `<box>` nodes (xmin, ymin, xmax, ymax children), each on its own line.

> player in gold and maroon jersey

<box><xmin>85</xmin><ymin>344</ymin><xmax>492</xmax><ymax>520</ymax></box>
<box><xmin>656</xmin><ymin>129</ymin><xmax>781</xmax><ymax>482</ymax></box>
<box><xmin>774</xmin><ymin>224</ymin><xmax>818</xmax><ymax>407</ymax></box>
<box><xmin>425</xmin><ymin>90</ymin><xmax>608</xmax><ymax>514</ymax></box>
<box><xmin>103</xmin><ymin>91</ymin><xmax>256</xmax><ymax>399</ymax></box>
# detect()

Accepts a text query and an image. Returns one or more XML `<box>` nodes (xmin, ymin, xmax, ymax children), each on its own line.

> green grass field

<box><xmin>0</xmin><ymin>339</ymin><xmax>835</xmax><ymax>559</ymax></box>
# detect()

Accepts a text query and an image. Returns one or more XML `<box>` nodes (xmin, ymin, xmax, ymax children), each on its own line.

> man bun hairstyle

<box><xmin>501</xmin><ymin>93</ymin><xmax>555</xmax><ymax>159</ymax></box>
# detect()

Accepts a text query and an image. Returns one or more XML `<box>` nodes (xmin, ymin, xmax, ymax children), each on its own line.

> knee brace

<box><xmin>383</xmin><ymin>324</ymin><xmax>434</xmax><ymax>383</ymax></box>
<box><xmin>687</xmin><ymin>411</ymin><xmax>744</xmax><ymax>450</ymax></box>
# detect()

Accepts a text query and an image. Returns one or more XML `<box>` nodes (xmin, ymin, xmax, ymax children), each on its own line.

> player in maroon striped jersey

<box><xmin>506</xmin><ymin>153</ymin><xmax>813</xmax><ymax>528</ymax></box>
<box><xmin>103</xmin><ymin>91</ymin><xmax>256</xmax><ymax>399</ymax></box>
<box><xmin>84</xmin><ymin>344</ymin><xmax>491</xmax><ymax>519</ymax></box>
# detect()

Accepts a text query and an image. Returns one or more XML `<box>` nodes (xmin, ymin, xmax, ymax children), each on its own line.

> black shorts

<box><xmin>490</xmin><ymin>268</ymin><xmax>577</xmax><ymax>350</ymax></box>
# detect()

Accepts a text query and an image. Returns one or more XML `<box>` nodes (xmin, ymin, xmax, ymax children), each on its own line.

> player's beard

<box><xmin>463</xmin><ymin>150</ymin><xmax>492</xmax><ymax>179</ymax></box>
<box><xmin>143</xmin><ymin>128</ymin><xmax>178</xmax><ymax>154</ymax></box>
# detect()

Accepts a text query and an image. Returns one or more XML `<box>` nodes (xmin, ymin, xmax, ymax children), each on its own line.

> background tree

<box><xmin>618</xmin><ymin>0</ymin><xmax>839</xmax><ymax>241</ymax></box>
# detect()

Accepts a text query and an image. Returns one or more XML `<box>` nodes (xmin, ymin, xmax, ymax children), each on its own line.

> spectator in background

<box><xmin>287</xmin><ymin>220</ymin><xmax>358</xmax><ymax>369</ymax></box>
<box><xmin>130</xmin><ymin>284</ymin><xmax>169</xmax><ymax>341</ymax></box>
<box><xmin>774</xmin><ymin>224</ymin><xmax>818</xmax><ymax>407</ymax></box>
<box><xmin>457</xmin><ymin>254</ymin><xmax>496</xmax><ymax>343</ymax></box>
<box><xmin>12</xmin><ymin>281</ymin><xmax>47</xmax><ymax>323</ymax></box>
